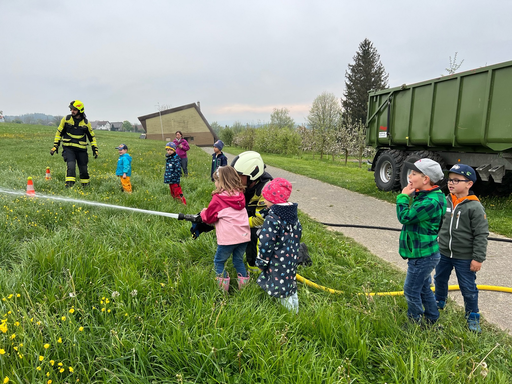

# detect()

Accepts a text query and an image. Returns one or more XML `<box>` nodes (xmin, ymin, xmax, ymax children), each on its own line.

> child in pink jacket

<box><xmin>201</xmin><ymin>166</ymin><xmax>250</xmax><ymax>292</ymax></box>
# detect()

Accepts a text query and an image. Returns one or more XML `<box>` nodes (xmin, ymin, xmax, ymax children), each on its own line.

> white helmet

<box><xmin>231</xmin><ymin>151</ymin><xmax>264</xmax><ymax>181</ymax></box>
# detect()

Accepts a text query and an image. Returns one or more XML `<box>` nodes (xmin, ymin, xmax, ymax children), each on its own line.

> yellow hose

<box><xmin>296</xmin><ymin>274</ymin><xmax>512</xmax><ymax>296</ymax></box>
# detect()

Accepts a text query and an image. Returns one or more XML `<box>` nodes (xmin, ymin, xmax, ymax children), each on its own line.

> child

<box><xmin>435</xmin><ymin>164</ymin><xmax>489</xmax><ymax>332</ymax></box>
<box><xmin>255</xmin><ymin>177</ymin><xmax>302</xmax><ymax>313</ymax></box>
<box><xmin>164</xmin><ymin>142</ymin><xmax>186</xmax><ymax>205</ymax></box>
<box><xmin>115</xmin><ymin>144</ymin><xmax>132</xmax><ymax>193</ymax></box>
<box><xmin>210</xmin><ymin>140</ymin><xmax>227</xmax><ymax>181</ymax></box>
<box><xmin>396</xmin><ymin>159</ymin><xmax>447</xmax><ymax>326</ymax></box>
<box><xmin>200</xmin><ymin>166</ymin><xmax>250</xmax><ymax>291</ymax></box>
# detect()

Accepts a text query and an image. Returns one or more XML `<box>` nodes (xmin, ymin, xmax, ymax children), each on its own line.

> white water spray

<box><xmin>0</xmin><ymin>187</ymin><xmax>186</xmax><ymax>219</ymax></box>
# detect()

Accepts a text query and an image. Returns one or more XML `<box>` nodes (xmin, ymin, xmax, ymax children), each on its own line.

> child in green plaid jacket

<box><xmin>396</xmin><ymin>159</ymin><xmax>447</xmax><ymax>326</ymax></box>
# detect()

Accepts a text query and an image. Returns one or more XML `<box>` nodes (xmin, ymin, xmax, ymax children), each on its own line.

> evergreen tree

<box><xmin>342</xmin><ymin>38</ymin><xmax>388</xmax><ymax>126</ymax></box>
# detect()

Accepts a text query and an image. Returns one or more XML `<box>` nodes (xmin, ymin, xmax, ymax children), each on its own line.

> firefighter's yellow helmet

<box><xmin>69</xmin><ymin>100</ymin><xmax>85</xmax><ymax>113</ymax></box>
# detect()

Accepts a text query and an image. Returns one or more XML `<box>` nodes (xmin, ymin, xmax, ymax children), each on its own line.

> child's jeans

<box><xmin>434</xmin><ymin>254</ymin><xmax>479</xmax><ymax>314</ymax></box>
<box><xmin>279</xmin><ymin>292</ymin><xmax>299</xmax><ymax>314</ymax></box>
<box><xmin>404</xmin><ymin>253</ymin><xmax>440</xmax><ymax>323</ymax></box>
<box><xmin>214</xmin><ymin>243</ymin><xmax>248</xmax><ymax>277</ymax></box>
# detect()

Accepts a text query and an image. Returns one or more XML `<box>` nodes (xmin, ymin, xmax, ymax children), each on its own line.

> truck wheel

<box><xmin>400</xmin><ymin>151</ymin><xmax>447</xmax><ymax>190</ymax></box>
<box><xmin>374</xmin><ymin>149</ymin><xmax>405</xmax><ymax>191</ymax></box>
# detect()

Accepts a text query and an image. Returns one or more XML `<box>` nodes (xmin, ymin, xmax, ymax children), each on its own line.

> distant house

<box><xmin>138</xmin><ymin>102</ymin><xmax>218</xmax><ymax>146</ymax></box>
<box><xmin>110</xmin><ymin>122</ymin><xmax>123</xmax><ymax>131</ymax></box>
<box><xmin>97</xmin><ymin>121</ymin><xmax>111</xmax><ymax>130</ymax></box>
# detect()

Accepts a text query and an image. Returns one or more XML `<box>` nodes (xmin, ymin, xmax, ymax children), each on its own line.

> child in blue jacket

<box><xmin>115</xmin><ymin>144</ymin><xmax>132</xmax><ymax>193</ymax></box>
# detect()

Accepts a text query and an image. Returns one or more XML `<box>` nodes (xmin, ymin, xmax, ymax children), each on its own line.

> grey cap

<box><xmin>404</xmin><ymin>158</ymin><xmax>444</xmax><ymax>183</ymax></box>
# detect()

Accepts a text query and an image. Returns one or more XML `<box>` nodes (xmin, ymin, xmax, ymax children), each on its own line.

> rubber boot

<box><xmin>216</xmin><ymin>273</ymin><xmax>230</xmax><ymax>292</ymax></box>
<box><xmin>467</xmin><ymin>312</ymin><xmax>482</xmax><ymax>333</ymax></box>
<box><xmin>237</xmin><ymin>273</ymin><xmax>250</xmax><ymax>289</ymax></box>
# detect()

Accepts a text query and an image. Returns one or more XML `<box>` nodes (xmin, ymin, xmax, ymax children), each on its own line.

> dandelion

<box><xmin>160</xmin><ymin>283</ymin><xmax>165</xmax><ymax>287</ymax></box>
<box><xmin>58</xmin><ymin>362</ymin><xmax>63</xmax><ymax>366</ymax></box>
<box><xmin>69</xmin><ymin>308</ymin><xmax>75</xmax><ymax>314</ymax></box>
<box><xmin>61</xmin><ymin>316</ymin><xmax>66</xmax><ymax>321</ymax></box>
<box><xmin>57</xmin><ymin>337</ymin><xmax>62</xmax><ymax>343</ymax></box>
<box><xmin>39</xmin><ymin>355</ymin><xmax>44</xmax><ymax>361</ymax></box>
<box><xmin>111</xmin><ymin>291</ymin><xmax>120</xmax><ymax>299</ymax></box>
<box><xmin>101</xmin><ymin>308</ymin><xmax>105</xmax><ymax>312</ymax></box>
<box><xmin>3</xmin><ymin>377</ymin><xmax>9</xmax><ymax>383</ymax></box>
<box><xmin>105</xmin><ymin>299</ymin><xmax>110</xmax><ymax>304</ymax></box>
<box><xmin>48</xmin><ymin>380</ymin><xmax>52</xmax><ymax>384</ymax></box>
<box><xmin>16</xmin><ymin>294</ymin><xmax>20</xmax><ymax>298</ymax></box>
<box><xmin>44</xmin><ymin>343</ymin><xmax>50</xmax><ymax>349</ymax></box>
<box><xmin>69</xmin><ymin>367</ymin><xmax>74</xmax><ymax>373</ymax></box>
<box><xmin>37</xmin><ymin>366</ymin><xmax>42</xmax><ymax>371</ymax></box>
<box><xmin>10</xmin><ymin>334</ymin><xmax>15</xmax><ymax>340</ymax></box>
<box><xmin>79</xmin><ymin>326</ymin><xmax>84</xmax><ymax>332</ymax></box>
<box><xmin>50</xmin><ymin>360</ymin><xmax>55</xmax><ymax>366</ymax></box>
<box><xmin>7</xmin><ymin>295</ymin><xmax>12</xmax><ymax>299</ymax></box>
<box><xmin>0</xmin><ymin>322</ymin><xmax>7</xmax><ymax>333</ymax></box>
<box><xmin>0</xmin><ymin>349</ymin><xmax>5</xmax><ymax>355</ymax></box>
<box><xmin>14</xmin><ymin>322</ymin><xmax>19</xmax><ymax>327</ymax></box>
<box><xmin>59</xmin><ymin>368</ymin><xmax>64</xmax><ymax>373</ymax></box>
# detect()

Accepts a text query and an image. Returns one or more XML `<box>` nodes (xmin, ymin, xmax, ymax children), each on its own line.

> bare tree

<box><xmin>445</xmin><ymin>52</ymin><xmax>464</xmax><ymax>75</ymax></box>
<box><xmin>307</xmin><ymin>92</ymin><xmax>342</xmax><ymax>159</ymax></box>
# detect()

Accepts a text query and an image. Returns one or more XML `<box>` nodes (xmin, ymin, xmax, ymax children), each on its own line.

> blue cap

<box><xmin>166</xmin><ymin>142</ymin><xmax>177</xmax><ymax>150</ymax></box>
<box><xmin>449</xmin><ymin>164</ymin><xmax>477</xmax><ymax>182</ymax></box>
<box><xmin>115</xmin><ymin>144</ymin><xmax>128</xmax><ymax>150</ymax></box>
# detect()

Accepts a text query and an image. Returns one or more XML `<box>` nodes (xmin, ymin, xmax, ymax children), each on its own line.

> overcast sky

<box><xmin>2</xmin><ymin>0</ymin><xmax>512</xmax><ymax>126</ymax></box>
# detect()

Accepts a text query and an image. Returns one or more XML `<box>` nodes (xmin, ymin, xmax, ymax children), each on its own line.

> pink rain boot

<box><xmin>237</xmin><ymin>273</ymin><xmax>250</xmax><ymax>289</ymax></box>
<box><xmin>216</xmin><ymin>273</ymin><xmax>230</xmax><ymax>292</ymax></box>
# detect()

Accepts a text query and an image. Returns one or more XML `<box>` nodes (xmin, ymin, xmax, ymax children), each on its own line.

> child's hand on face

<box><xmin>401</xmin><ymin>183</ymin><xmax>415</xmax><ymax>195</ymax></box>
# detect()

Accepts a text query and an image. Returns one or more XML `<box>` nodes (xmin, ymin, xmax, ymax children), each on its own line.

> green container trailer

<box><xmin>366</xmin><ymin>60</ymin><xmax>512</xmax><ymax>193</ymax></box>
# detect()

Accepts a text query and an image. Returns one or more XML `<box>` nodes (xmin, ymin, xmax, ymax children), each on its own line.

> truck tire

<box><xmin>374</xmin><ymin>149</ymin><xmax>405</xmax><ymax>191</ymax></box>
<box><xmin>400</xmin><ymin>151</ymin><xmax>447</xmax><ymax>190</ymax></box>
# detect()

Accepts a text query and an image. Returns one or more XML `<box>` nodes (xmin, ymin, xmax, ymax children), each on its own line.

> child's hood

<box><xmin>270</xmin><ymin>203</ymin><xmax>299</xmax><ymax>225</ymax></box>
<box><xmin>218</xmin><ymin>191</ymin><xmax>246</xmax><ymax>210</ymax></box>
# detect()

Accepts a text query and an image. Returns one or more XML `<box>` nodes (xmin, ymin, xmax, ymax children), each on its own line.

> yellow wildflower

<box><xmin>4</xmin><ymin>377</ymin><xmax>9</xmax><ymax>383</ymax></box>
<box><xmin>0</xmin><ymin>349</ymin><xmax>5</xmax><ymax>355</ymax></box>
<box><xmin>0</xmin><ymin>323</ymin><xmax>7</xmax><ymax>333</ymax></box>
<box><xmin>69</xmin><ymin>367</ymin><xmax>74</xmax><ymax>373</ymax></box>
<box><xmin>39</xmin><ymin>355</ymin><xmax>44</xmax><ymax>361</ymax></box>
<box><xmin>69</xmin><ymin>308</ymin><xmax>75</xmax><ymax>314</ymax></box>
<box><xmin>10</xmin><ymin>334</ymin><xmax>15</xmax><ymax>340</ymax></box>
<box><xmin>61</xmin><ymin>316</ymin><xmax>66</xmax><ymax>321</ymax></box>
<box><xmin>37</xmin><ymin>366</ymin><xmax>42</xmax><ymax>371</ymax></box>
<box><xmin>50</xmin><ymin>360</ymin><xmax>55</xmax><ymax>366</ymax></box>
<box><xmin>44</xmin><ymin>343</ymin><xmax>50</xmax><ymax>349</ymax></box>
<box><xmin>57</xmin><ymin>338</ymin><xmax>62</xmax><ymax>343</ymax></box>
<box><xmin>59</xmin><ymin>368</ymin><xmax>64</xmax><ymax>373</ymax></box>
<box><xmin>79</xmin><ymin>327</ymin><xmax>84</xmax><ymax>332</ymax></box>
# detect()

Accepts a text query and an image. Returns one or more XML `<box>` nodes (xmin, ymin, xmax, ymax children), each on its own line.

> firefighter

<box><xmin>50</xmin><ymin>100</ymin><xmax>98</xmax><ymax>187</ymax></box>
<box><xmin>231</xmin><ymin>151</ymin><xmax>273</xmax><ymax>273</ymax></box>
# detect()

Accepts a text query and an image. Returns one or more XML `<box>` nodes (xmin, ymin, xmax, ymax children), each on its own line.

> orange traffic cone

<box><xmin>26</xmin><ymin>177</ymin><xmax>36</xmax><ymax>197</ymax></box>
<box><xmin>45</xmin><ymin>167</ymin><xmax>51</xmax><ymax>180</ymax></box>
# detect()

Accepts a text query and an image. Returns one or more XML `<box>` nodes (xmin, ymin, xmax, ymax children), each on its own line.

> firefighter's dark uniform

<box><xmin>53</xmin><ymin>114</ymin><xmax>98</xmax><ymax>186</ymax></box>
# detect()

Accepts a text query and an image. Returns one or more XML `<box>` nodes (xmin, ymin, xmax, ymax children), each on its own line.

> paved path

<box><xmin>205</xmin><ymin>149</ymin><xmax>512</xmax><ymax>333</ymax></box>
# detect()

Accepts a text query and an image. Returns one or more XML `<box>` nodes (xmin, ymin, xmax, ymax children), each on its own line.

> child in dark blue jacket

<box><xmin>256</xmin><ymin>178</ymin><xmax>302</xmax><ymax>313</ymax></box>
<box><xmin>211</xmin><ymin>140</ymin><xmax>228</xmax><ymax>181</ymax></box>
<box><xmin>164</xmin><ymin>142</ymin><xmax>186</xmax><ymax>205</ymax></box>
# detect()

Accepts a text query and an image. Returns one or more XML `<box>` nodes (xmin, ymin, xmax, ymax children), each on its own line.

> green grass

<box><xmin>0</xmin><ymin>124</ymin><xmax>511</xmax><ymax>383</ymax></box>
<box><xmin>225</xmin><ymin>147</ymin><xmax>512</xmax><ymax>238</ymax></box>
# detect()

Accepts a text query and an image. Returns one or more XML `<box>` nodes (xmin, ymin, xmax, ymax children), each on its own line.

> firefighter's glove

<box><xmin>50</xmin><ymin>146</ymin><xmax>58</xmax><ymax>156</ymax></box>
<box><xmin>190</xmin><ymin>221</ymin><xmax>214</xmax><ymax>240</ymax></box>
<box><xmin>93</xmin><ymin>149</ymin><xmax>98</xmax><ymax>159</ymax></box>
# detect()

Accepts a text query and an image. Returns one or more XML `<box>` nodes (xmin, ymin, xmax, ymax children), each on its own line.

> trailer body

<box><xmin>367</xmin><ymin>60</ymin><xmax>512</xmax><ymax>192</ymax></box>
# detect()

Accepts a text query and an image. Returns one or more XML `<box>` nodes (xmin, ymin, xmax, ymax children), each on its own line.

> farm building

<box><xmin>137</xmin><ymin>102</ymin><xmax>217</xmax><ymax>146</ymax></box>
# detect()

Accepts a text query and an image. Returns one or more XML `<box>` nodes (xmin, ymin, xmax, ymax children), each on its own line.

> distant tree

<box><xmin>445</xmin><ymin>52</ymin><xmax>464</xmax><ymax>75</ymax></box>
<box><xmin>270</xmin><ymin>108</ymin><xmax>295</xmax><ymax>129</ymax></box>
<box><xmin>307</xmin><ymin>92</ymin><xmax>342</xmax><ymax>159</ymax></box>
<box><xmin>342</xmin><ymin>38</ymin><xmax>388</xmax><ymax>126</ymax></box>
<box><xmin>210</xmin><ymin>121</ymin><xmax>222</xmax><ymax>136</ymax></box>
<box><xmin>53</xmin><ymin>116</ymin><xmax>63</xmax><ymax>126</ymax></box>
<box><xmin>122</xmin><ymin>120</ymin><xmax>133</xmax><ymax>132</ymax></box>
<box><xmin>219</xmin><ymin>126</ymin><xmax>234</xmax><ymax>146</ymax></box>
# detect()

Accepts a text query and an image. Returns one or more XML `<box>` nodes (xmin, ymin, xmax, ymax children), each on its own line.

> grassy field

<box><xmin>224</xmin><ymin>147</ymin><xmax>512</xmax><ymax>238</ymax></box>
<box><xmin>0</xmin><ymin>124</ymin><xmax>511</xmax><ymax>383</ymax></box>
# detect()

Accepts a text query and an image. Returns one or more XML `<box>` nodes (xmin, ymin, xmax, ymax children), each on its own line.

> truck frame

<box><xmin>366</xmin><ymin>60</ymin><xmax>512</xmax><ymax>194</ymax></box>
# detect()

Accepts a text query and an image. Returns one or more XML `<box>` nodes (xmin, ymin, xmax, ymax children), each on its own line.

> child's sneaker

<box><xmin>436</xmin><ymin>300</ymin><xmax>446</xmax><ymax>310</ymax></box>
<box><xmin>467</xmin><ymin>312</ymin><xmax>482</xmax><ymax>333</ymax></box>
<box><xmin>237</xmin><ymin>273</ymin><xmax>250</xmax><ymax>289</ymax></box>
<box><xmin>216</xmin><ymin>273</ymin><xmax>230</xmax><ymax>292</ymax></box>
